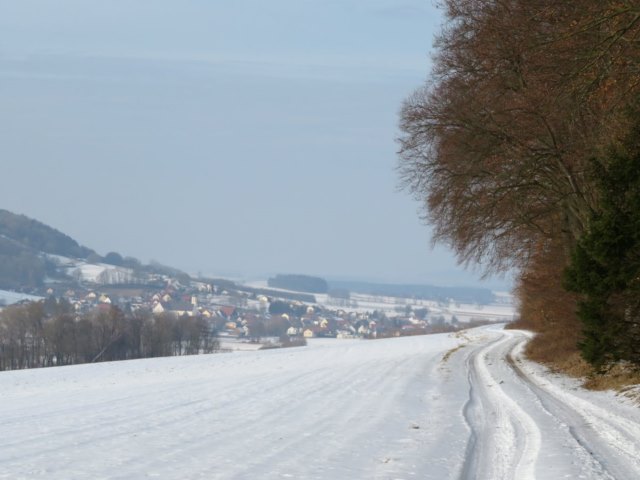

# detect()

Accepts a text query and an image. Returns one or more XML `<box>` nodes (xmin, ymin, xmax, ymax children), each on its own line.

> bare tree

<box><xmin>398</xmin><ymin>0</ymin><xmax>640</xmax><ymax>366</ymax></box>
<box><xmin>399</xmin><ymin>0</ymin><xmax>640</xmax><ymax>274</ymax></box>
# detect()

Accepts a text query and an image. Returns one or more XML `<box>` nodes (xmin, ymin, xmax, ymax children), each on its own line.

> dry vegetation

<box><xmin>507</xmin><ymin>238</ymin><xmax>587</xmax><ymax>375</ymax></box>
<box><xmin>399</xmin><ymin>0</ymin><xmax>640</xmax><ymax>391</ymax></box>
<box><xmin>507</xmin><ymin>239</ymin><xmax>640</xmax><ymax>391</ymax></box>
<box><xmin>0</xmin><ymin>300</ymin><xmax>219</xmax><ymax>370</ymax></box>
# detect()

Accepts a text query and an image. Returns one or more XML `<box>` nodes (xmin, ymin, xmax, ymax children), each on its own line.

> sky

<box><xmin>0</xmin><ymin>1</ymin><xmax>512</xmax><ymax>289</ymax></box>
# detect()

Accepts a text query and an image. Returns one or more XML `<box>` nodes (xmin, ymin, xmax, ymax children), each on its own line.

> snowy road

<box><xmin>460</xmin><ymin>329</ymin><xmax>640</xmax><ymax>480</ymax></box>
<box><xmin>1</xmin><ymin>326</ymin><xmax>639</xmax><ymax>479</ymax></box>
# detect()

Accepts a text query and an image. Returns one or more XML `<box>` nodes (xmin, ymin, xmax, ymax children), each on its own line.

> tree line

<box><xmin>399</xmin><ymin>0</ymin><xmax>640</xmax><ymax>369</ymax></box>
<box><xmin>268</xmin><ymin>274</ymin><xmax>329</xmax><ymax>294</ymax></box>
<box><xmin>0</xmin><ymin>298</ymin><xmax>219</xmax><ymax>371</ymax></box>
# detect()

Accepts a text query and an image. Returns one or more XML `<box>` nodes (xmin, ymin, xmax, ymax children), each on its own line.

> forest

<box><xmin>399</xmin><ymin>0</ymin><xmax>640</xmax><ymax>371</ymax></box>
<box><xmin>268</xmin><ymin>274</ymin><xmax>329</xmax><ymax>294</ymax></box>
<box><xmin>0</xmin><ymin>299</ymin><xmax>218</xmax><ymax>371</ymax></box>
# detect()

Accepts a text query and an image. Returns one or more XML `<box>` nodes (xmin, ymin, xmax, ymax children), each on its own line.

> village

<box><xmin>29</xmin><ymin>263</ymin><xmax>513</xmax><ymax>352</ymax></box>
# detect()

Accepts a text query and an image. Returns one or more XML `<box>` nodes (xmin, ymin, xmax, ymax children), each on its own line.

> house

<box><xmin>152</xmin><ymin>302</ymin><xmax>165</xmax><ymax>314</ymax></box>
<box><xmin>98</xmin><ymin>294</ymin><xmax>112</xmax><ymax>304</ymax></box>
<box><xmin>219</xmin><ymin>306</ymin><xmax>236</xmax><ymax>319</ymax></box>
<box><xmin>303</xmin><ymin>326</ymin><xmax>324</xmax><ymax>338</ymax></box>
<box><xmin>166</xmin><ymin>301</ymin><xmax>198</xmax><ymax>317</ymax></box>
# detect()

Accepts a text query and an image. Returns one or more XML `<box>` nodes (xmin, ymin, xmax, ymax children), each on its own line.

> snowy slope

<box><xmin>67</xmin><ymin>262</ymin><xmax>135</xmax><ymax>284</ymax></box>
<box><xmin>1</xmin><ymin>327</ymin><xmax>639</xmax><ymax>479</ymax></box>
<box><xmin>0</xmin><ymin>289</ymin><xmax>42</xmax><ymax>305</ymax></box>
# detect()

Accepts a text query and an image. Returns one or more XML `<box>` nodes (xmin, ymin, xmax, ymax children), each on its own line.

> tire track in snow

<box><xmin>506</xmin><ymin>332</ymin><xmax>640</xmax><ymax>480</ymax></box>
<box><xmin>460</xmin><ymin>332</ymin><xmax>541</xmax><ymax>480</ymax></box>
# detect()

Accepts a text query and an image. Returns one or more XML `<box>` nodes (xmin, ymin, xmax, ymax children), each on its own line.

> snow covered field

<box><xmin>315</xmin><ymin>292</ymin><xmax>515</xmax><ymax>322</ymax></box>
<box><xmin>1</xmin><ymin>326</ymin><xmax>639</xmax><ymax>479</ymax></box>
<box><xmin>242</xmin><ymin>279</ymin><xmax>515</xmax><ymax>323</ymax></box>
<box><xmin>66</xmin><ymin>262</ymin><xmax>135</xmax><ymax>284</ymax></box>
<box><xmin>0</xmin><ymin>289</ymin><xmax>42</xmax><ymax>306</ymax></box>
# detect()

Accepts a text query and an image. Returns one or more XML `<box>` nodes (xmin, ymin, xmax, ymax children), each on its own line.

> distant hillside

<box><xmin>327</xmin><ymin>280</ymin><xmax>495</xmax><ymax>305</ymax></box>
<box><xmin>268</xmin><ymin>274</ymin><xmax>328</xmax><ymax>293</ymax></box>
<box><xmin>0</xmin><ymin>210</ymin><xmax>94</xmax><ymax>259</ymax></box>
<box><xmin>0</xmin><ymin>210</ymin><xmax>96</xmax><ymax>289</ymax></box>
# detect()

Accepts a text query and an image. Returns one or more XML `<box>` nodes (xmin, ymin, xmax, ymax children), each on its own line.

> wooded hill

<box><xmin>0</xmin><ymin>210</ymin><xmax>96</xmax><ymax>289</ymax></box>
<box><xmin>0</xmin><ymin>210</ymin><xmax>95</xmax><ymax>259</ymax></box>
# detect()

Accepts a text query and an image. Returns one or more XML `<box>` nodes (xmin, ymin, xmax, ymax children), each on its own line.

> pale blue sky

<box><xmin>0</xmin><ymin>1</ymin><xmax>510</xmax><ymax>288</ymax></box>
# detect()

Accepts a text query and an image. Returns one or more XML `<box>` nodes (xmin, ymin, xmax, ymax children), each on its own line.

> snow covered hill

<box><xmin>1</xmin><ymin>326</ymin><xmax>639</xmax><ymax>479</ymax></box>
<box><xmin>66</xmin><ymin>260</ymin><xmax>136</xmax><ymax>284</ymax></box>
<box><xmin>0</xmin><ymin>289</ymin><xmax>42</xmax><ymax>306</ymax></box>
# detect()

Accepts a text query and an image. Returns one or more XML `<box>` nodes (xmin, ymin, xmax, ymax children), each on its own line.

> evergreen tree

<box><xmin>564</xmin><ymin>137</ymin><xmax>640</xmax><ymax>367</ymax></box>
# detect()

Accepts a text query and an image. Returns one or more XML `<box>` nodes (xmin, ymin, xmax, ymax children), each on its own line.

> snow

<box><xmin>44</xmin><ymin>253</ymin><xmax>77</xmax><ymax>267</ymax></box>
<box><xmin>462</xmin><ymin>331</ymin><xmax>541</xmax><ymax>479</ymax></box>
<box><xmin>218</xmin><ymin>337</ymin><xmax>265</xmax><ymax>351</ymax></box>
<box><xmin>0</xmin><ymin>289</ymin><xmax>42</xmax><ymax>306</ymax></box>
<box><xmin>459</xmin><ymin>327</ymin><xmax>640</xmax><ymax>479</ymax></box>
<box><xmin>316</xmin><ymin>293</ymin><xmax>515</xmax><ymax>323</ymax></box>
<box><xmin>1</xmin><ymin>326</ymin><xmax>639</xmax><ymax>479</ymax></box>
<box><xmin>67</xmin><ymin>262</ymin><xmax>135</xmax><ymax>284</ymax></box>
<box><xmin>243</xmin><ymin>280</ymin><xmax>515</xmax><ymax>323</ymax></box>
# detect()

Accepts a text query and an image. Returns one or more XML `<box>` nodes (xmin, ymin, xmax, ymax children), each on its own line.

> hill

<box><xmin>0</xmin><ymin>210</ymin><xmax>99</xmax><ymax>289</ymax></box>
<box><xmin>268</xmin><ymin>274</ymin><xmax>328</xmax><ymax>294</ymax></box>
<box><xmin>328</xmin><ymin>279</ymin><xmax>495</xmax><ymax>305</ymax></box>
<box><xmin>0</xmin><ymin>210</ymin><xmax>95</xmax><ymax>259</ymax></box>
<box><xmin>0</xmin><ymin>209</ymin><xmax>495</xmax><ymax>308</ymax></box>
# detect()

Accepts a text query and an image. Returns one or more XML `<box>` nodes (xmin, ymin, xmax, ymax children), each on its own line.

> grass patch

<box><xmin>442</xmin><ymin>344</ymin><xmax>465</xmax><ymax>364</ymax></box>
<box><xmin>583</xmin><ymin>362</ymin><xmax>640</xmax><ymax>393</ymax></box>
<box><xmin>619</xmin><ymin>385</ymin><xmax>640</xmax><ymax>405</ymax></box>
<box><xmin>520</xmin><ymin>330</ymin><xmax>640</xmax><ymax>400</ymax></box>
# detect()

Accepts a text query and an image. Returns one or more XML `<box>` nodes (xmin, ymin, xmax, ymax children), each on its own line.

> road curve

<box><xmin>457</xmin><ymin>326</ymin><xmax>640</xmax><ymax>480</ymax></box>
